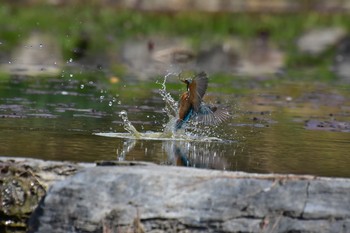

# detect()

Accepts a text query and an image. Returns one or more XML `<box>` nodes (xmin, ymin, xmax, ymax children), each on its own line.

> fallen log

<box><xmin>27</xmin><ymin>163</ymin><xmax>350</xmax><ymax>233</ymax></box>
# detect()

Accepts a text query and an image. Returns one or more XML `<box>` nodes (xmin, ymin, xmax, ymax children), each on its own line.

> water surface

<box><xmin>1</xmin><ymin>74</ymin><xmax>350</xmax><ymax>177</ymax></box>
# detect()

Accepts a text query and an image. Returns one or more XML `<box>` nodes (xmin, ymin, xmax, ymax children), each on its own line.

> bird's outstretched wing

<box><xmin>195</xmin><ymin>104</ymin><xmax>231</xmax><ymax>125</ymax></box>
<box><xmin>190</xmin><ymin>72</ymin><xmax>208</xmax><ymax>112</ymax></box>
<box><xmin>194</xmin><ymin>72</ymin><xmax>208</xmax><ymax>99</ymax></box>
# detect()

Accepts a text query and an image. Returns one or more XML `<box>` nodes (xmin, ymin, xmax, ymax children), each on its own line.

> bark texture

<box><xmin>28</xmin><ymin>165</ymin><xmax>350</xmax><ymax>233</ymax></box>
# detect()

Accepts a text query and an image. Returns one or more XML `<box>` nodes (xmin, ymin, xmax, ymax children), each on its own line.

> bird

<box><xmin>175</xmin><ymin>72</ymin><xmax>230</xmax><ymax>130</ymax></box>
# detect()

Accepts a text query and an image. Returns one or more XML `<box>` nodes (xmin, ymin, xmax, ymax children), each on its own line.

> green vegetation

<box><xmin>1</xmin><ymin>4</ymin><xmax>350</xmax><ymax>81</ymax></box>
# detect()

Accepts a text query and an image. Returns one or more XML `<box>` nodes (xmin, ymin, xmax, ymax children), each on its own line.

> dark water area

<box><xmin>1</xmin><ymin>74</ymin><xmax>350</xmax><ymax>178</ymax></box>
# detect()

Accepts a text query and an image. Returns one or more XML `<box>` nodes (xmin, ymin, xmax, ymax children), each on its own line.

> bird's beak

<box><xmin>178</xmin><ymin>75</ymin><xmax>185</xmax><ymax>83</ymax></box>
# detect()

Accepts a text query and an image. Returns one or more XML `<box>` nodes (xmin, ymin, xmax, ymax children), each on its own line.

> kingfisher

<box><xmin>175</xmin><ymin>72</ymin><xmax>230</xmax><ymax>130</ymax></box>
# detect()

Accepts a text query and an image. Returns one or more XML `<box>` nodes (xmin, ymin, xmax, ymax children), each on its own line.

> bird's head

<box><xmin>178</xmin><ymin>76</ymin><xmax>193</xmax><ymax>90</ymax></box>
<box><xmin>181</xmin><ymin>79</ymin><xmax>192</xmax><ymax>85</ymax></box>
<box><xmin>178</xmin><ymin>71</ymin><xmax>195</xmax><ymax>85</ymax></box>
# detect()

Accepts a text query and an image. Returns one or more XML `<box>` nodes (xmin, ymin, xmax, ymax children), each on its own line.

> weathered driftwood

<box><xmin>27</xmin><ymin>164</ymin><xmax>350</xmax><ymax>233</ymax></box>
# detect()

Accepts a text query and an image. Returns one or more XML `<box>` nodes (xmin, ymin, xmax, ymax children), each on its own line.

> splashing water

<box><xmin>95</xmin><ymin>71</ymin><xmax>228</xmax><ymax>142</ymax></box>
<box><xmin>116</xmin><ymin>139</ymin><xmax>136</xmax><ymax>161</ymax></box>
<box><xmin>118</xmin><ymin>110</ymin><xmax>141</xmax><ymax>139</ymax></box>
<box><xmin>159</xmin><ymin>72</ymin><xmax>178</xmax><ymax>118</ymax></box>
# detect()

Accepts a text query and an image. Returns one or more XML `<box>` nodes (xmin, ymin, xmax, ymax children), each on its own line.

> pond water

<box><xmin>1</xmin><ymin>72</ymin><xmax>350</xmax><ymax>178</ymax></box>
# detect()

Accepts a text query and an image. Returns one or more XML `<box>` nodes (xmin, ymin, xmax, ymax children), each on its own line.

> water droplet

<box><xmin>70</xmin><ymin>74</ymin><xmax>73</xmax><ymax>78</ymax></box>
<box><xmin>108</xmin><ymin>101</ymin><xmax>113</xmax><ymax>106</ymax></box>
<box><xmin>61</xmin><ymin>91</ymin><xmax>68</xmax><ymax>95</ymax></box>
<box><xmin>80</xmin><ymin>84</ymin><xmax>84</xmax><ymax>89</ymax></box>
<box><xmin>100</xmin><ymin>96</ymin><xmax>105</xmax><ymax>100</ymax></box>
<box><xmin>8</xmin><ymin>61</ymin><xmax>11</xmax><ymax>64</ymax></box>
<box><xmin>119</xmin><ymin>110</ymin><xmax>127</xmax><ymax>117</ymax></box>
<box><xmin>69</xmin><ymin>58</ymin><xmax>73</xmax><ymax>63</ymax></box>
<box><xmin>5</xmin><ymin>220</ymin><xmax>13</xmax><ymax>225</ymax></box>
<box><xmin>117</xmin><ymin>101</ymin><xmax>121</xmax><ymax>105</ymax></box>
<box><xmin>39</xmin><ymin>44</ymin><xmax>43</xmax><ymax>48</ymax></box>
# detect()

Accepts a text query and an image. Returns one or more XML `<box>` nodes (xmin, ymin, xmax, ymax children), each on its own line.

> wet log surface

<box><xmin>23</xmin><ymin>161</ymin><xmax>350</xmax><ymax>233</ymax></box>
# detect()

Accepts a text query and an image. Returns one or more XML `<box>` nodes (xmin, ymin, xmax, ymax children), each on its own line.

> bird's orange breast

<box><xmin>178</xmin><ymin>92</ymin><xmax>192</xmax><ymax>120</ymax></box>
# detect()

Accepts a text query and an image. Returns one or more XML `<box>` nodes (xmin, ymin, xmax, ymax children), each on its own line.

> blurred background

<box><xmin>2</xmin><ymin>0</ymin><xmax>350</xmax><ymax>80</ymax></box>
<box><xmin>1</xmin><ymin>0</ymin><xmax>350</xmax><ymax>178</ymax></box>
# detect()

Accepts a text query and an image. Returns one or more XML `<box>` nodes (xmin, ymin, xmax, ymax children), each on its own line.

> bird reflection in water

<box><xmin>116</xmin><ymin>139</ymin><xmax>231</xmax><ymax>169</ymax></box>
<box><xmin>163</xmin><ymin>140</ymin><xmax>230</xmax><ymax>169</ymax></box>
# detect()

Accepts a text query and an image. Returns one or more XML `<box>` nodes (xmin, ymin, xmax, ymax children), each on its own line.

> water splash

<box><xmin>159</xmin><ymin>72</ymin><xmax>178</xmax><ymax>118</ymax></box>
<box><xmin>116</xmin><ymin>139</ymin><xmax>136</xmax><ymax>161</ymax></box>
<box><xmin>118</xmin><ymin>110</ymin><xmax>141</xmax><ymax>139</ymax></box>
<box><xmin>95</xmin><ymin>71</ymin><xmax>230</xmax><ymax>142</ymax></box>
